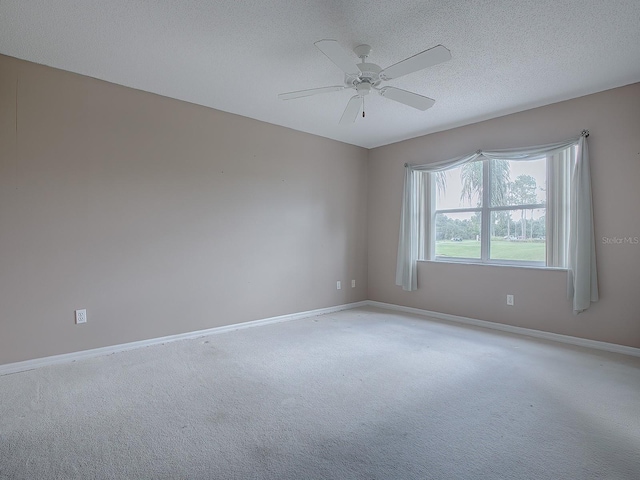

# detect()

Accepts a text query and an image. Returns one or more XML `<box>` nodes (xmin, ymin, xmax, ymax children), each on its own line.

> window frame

<box><xmin>426</xmin><ymin>157</ymin><xmax>550</xmax><ymax>267</ymax></box>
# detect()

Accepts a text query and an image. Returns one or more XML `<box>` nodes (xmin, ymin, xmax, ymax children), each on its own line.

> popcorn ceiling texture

<box><xmin>1</xmin><ymin>0</ymin><xmax>639</xmax><ymax>147</ymax></box>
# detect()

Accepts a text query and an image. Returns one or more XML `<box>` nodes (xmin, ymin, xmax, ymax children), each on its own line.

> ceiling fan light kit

<box><xmin>279</xmin><ymin>40</ymin><xmax>451</xmax><ymax>124</ymax></box>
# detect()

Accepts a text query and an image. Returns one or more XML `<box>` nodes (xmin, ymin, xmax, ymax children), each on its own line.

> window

<box><xmin>397</xmin><ymin>135</ymin><xmax>596</xmax><ymax>309</ymax></box>
<box><xmin>424</xmin><ymin>148</ymin><xmax>572</xmax><ymax>267</ymax></box>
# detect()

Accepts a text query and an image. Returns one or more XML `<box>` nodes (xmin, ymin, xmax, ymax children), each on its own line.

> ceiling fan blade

<box><xmin>339</xmin><ymin>95</ymin><xmax>363</xmax><ymax>124</ymax></box>
<box><xmin>278</xmin><ymin>85</ymin><xmax>345</xmax><ymax>100</ymax></box>
<box><xmin>379</xmin><ymin>87</ymin><xmax>435</xmax><ymax>111</ymax></box>
<box><xmin>380</xmin><ymin>45</ymin><xmax>451</xmax><ymax>80</ymax></box>
<box><xmin>314</xmin><ymin>40</ymin><xmax>361</xmax><ymax>76</ymax></box>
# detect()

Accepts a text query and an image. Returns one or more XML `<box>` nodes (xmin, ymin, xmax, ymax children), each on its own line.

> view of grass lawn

<box><xmin>436</xmin><ymin>239</ymin><xmax>545</xmax><ymax>261</ymax></box>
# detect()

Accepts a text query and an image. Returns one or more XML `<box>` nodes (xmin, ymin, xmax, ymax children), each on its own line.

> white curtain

<box><xmin>395</xmin><ymin>166</ymin><xmax>423</xmax><ymax>291</ymax></box>
<box><xmin>395</xmin><ymin>133</ymin><xmax>598</xmax><ymax>313</ymax></box>
<box><xmin>567</xmin><ymin>136</ymin><xmax>599</xmax><ymax>313</ymax></box>
<box><xmin>546</xmin><ymin>147</ymin><xmax>571</xmax><ymax>268</ymax></box>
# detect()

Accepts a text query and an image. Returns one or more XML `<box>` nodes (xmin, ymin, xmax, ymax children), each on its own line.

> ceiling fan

<box><xmin>278</xmin><ymin>40</ymin><xmax>451</xmax><ymax>124</ymax></box>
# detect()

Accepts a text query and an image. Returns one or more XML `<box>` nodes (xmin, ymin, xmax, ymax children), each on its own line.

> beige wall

<box><xmin>1</xmin><ymin>53</ymin><xmax>638</xmax><ymax>366</ymax></box>
<box><xmin>368</xmin><ymin>83</ymin><xmax>640</xmax><ymax>348</ymax></box>
<box><xmin>0</xmin><ymin>55</ymin><xmax>369</xmax><ymax>365</ymax></box>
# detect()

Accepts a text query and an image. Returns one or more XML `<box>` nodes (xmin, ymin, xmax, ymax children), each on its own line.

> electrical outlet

<box><xmin>506</xmin><ymin>295</ymin><xmax>514</xmax><ymax>306</ymax></box>
<box><xmin>336</xmin><ymin>281</ymin><xmax>341</xmax><ymax>290</ymax></box>
<box><xmin>351</xmin><ymin>279</ymin><xmax>356</xmax><ymax>288</ymax></box>
<box><xmin>75</xmin><ymin>309</ymin><xmax>87</xmax><ymax>324</ymax></box>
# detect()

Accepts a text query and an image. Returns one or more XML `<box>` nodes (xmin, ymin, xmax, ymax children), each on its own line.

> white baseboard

<box><xmin>0</xmin><ymin>301</ymin><xmax>368</xmax><ymax>376</ymax></box>
<box><xmin>366</xmin><ymin>300</ymin><xmax>640</xmax><ymax>358</ymax></box>
<box><xmin>3</xmin><ymin>298</ymin><xmax>637</xmax><ymax>376</ymax></box>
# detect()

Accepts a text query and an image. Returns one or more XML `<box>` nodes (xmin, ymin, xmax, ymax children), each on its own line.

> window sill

<box><xmin>419</xmin><ymin>258</ymin><xmax>567</xmax><ymax>272</ymax></box>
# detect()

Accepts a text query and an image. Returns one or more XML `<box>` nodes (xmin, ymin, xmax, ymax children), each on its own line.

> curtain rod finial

<box><xmin>581</xmin><ymin>129</ymin><xmax>590</xmax><ymax>137</ymax></box>
<box><xmin>404</xmin><ymin>163</ymin><xmax>409</xmax><ymax>167</ymax></box>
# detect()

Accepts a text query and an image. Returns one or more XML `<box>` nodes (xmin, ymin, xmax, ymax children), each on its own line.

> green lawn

<box><xmin>436</xmin><ymin>239</ymin><xmax>545</xmax><ymax>261</ymax></box>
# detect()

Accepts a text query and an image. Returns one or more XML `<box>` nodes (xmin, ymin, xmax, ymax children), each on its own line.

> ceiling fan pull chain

<box><xmin>363</xmin><ymin>97</ymin><xmax>365</xmax><ymax>117</ymax></box>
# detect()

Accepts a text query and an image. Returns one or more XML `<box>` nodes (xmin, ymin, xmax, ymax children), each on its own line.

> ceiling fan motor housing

<box><xmin>346</xmin><ymin>63</ymin><xmax>382</xmax><ymax>89</ymax></box>
<box><xmin>356</xmin><ymin>82</ymin><xmax>372</xmax><ymax>96</ymax></box>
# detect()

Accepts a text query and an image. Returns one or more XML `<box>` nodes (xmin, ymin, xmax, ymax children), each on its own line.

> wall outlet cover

<box><xmin>75</xmin><ymin>309</ymin><xmax>87</xmax><ymax>324</ymax></box>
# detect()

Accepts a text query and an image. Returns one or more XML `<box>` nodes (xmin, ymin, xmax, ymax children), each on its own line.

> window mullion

<box><xmin>434</xmin><ymin>208</ymin><xmax>482</xmax><ymax>214</ymax></box>
<box><xmin>490</xmin><ymin>204</ymin><xmax>545</xmax><ymax>212</ymax></box>
<box><xmin>481</xmin><ymin>159</ymin><xmax>490</xmax><ymax>261</ymax></box>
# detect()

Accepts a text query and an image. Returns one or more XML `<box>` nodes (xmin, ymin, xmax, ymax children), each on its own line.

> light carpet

<box><xmin>1</xmin><ymin>307</ymin><xmax>639</xmax><ymax>479</ymax></box>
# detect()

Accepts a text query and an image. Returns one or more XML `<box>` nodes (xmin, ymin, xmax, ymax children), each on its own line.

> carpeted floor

<box><xmin>1</xmin><ymin>307</ymin><xmax>639</xmax><ymax>479</ymax></box>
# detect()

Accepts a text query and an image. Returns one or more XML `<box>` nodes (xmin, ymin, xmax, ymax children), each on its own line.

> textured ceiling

<box><xmin>1</xmin><ymin>0</ymin><xmax>639</xmax><ymax>148</ymax></box>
